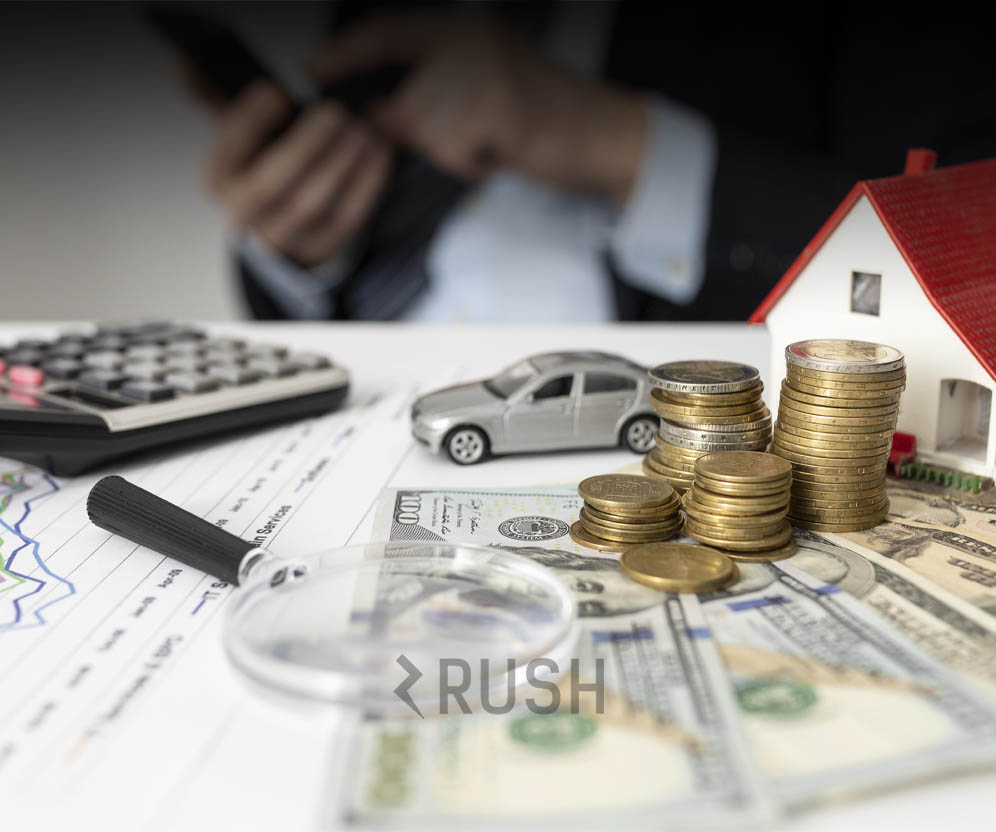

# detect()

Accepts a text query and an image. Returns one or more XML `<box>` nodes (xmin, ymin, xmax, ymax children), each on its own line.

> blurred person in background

<box><xmin>197</xmin><ymin>1</ymin><xmax>996</xmax><ymax>323</ymax></box>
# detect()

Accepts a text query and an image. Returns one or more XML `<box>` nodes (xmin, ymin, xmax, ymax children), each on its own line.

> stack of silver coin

<box><xmin>643</xmin><ymin>361</ymin><xmax>773</xmax><ymax>493</ymax></box>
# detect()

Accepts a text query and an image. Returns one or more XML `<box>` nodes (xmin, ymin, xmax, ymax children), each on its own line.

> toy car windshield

<box><xmin>484</xmin><ymin>359</ymin><xmax>538</xmax><ymax>399</ymax></box>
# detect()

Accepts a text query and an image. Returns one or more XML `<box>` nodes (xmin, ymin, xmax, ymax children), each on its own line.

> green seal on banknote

<box><xmin>508</xmin><ymin>713</ymin><xmax>597</xmax><ymax>751</ymax></box>
<box><xmin>735</xmin><ymin>679</ymin><xmax>817</xmax><ymax>716</ymax></box>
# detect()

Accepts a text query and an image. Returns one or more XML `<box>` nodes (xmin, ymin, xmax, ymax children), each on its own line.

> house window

<box><xmin>851</xmin><ymin>272</ymin><xmax>881</xmax><ymax>315</ymax></box>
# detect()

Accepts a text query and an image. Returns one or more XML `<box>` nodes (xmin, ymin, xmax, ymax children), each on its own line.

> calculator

<box><xmin>0</xmin><ymin>322</ymin><xmax>349</xmax><ymax>475</ymax></box>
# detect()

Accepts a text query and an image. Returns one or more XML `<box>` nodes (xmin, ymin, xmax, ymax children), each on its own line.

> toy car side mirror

<box><xmin>525</xmin><ymin>393</ymin><xmax>536</xmax><ymax>404</ymax></box>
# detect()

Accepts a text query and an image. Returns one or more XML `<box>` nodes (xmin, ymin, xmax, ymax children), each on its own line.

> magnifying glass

<box><xmin>86</xmin><ymin>477</ymin><xmax>579</xmax><ymax>713</ymax></box>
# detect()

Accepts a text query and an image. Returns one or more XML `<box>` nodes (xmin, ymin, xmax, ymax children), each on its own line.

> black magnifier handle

<box><xmin>87</xmin><ymin>476</ymin><xmax>256</xmax><ymax>585</ymax></box>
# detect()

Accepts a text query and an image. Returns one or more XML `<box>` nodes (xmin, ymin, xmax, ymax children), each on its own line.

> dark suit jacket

<box><xmin>241</xmin><ymin>3</ymin><xmax>996</xmax><ymax>322</ymax></box>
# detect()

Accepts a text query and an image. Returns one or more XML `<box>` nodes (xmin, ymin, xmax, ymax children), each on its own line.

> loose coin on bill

<box><xmin>620</xmin><ymin>542</ymin><xmax>739</xmax><ymax>592</ymax></box>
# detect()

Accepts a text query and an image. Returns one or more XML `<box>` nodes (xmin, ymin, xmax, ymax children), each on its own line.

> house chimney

<box><xmin>904</xmin><ymin>148</ymin><xmax>937</xmax><ymax>175</ymax></box>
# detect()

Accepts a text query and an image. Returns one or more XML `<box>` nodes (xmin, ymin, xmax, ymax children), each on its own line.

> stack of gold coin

<box><xmin>772</xmin><ymin>340</ymin><xmax>906</xmax><ymax>532</ymax></box>
<box><xmin>643</xmin><ymin>361</ymin><xmax>771</xmax><ymax>493</ymax></box>
<box><xmin>570</xmin><ymin>474</ymin><xmax>682</xmax><ymax>551</ymax></box>
<box><xmin>682</xmin><ymin>450</ymin><xmax>797</xmax><ymax>561</ymax></box>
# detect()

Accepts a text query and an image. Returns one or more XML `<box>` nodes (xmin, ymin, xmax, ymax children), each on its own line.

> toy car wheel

<box><xmin>622</xmin><ymin>415</ymin><xmax>656</xmax><ymax>454</ymax></box>
<box><xmin>446</xmin><ymin>426</ymin><xmax>489</xmax><ymax>465</ymax></box>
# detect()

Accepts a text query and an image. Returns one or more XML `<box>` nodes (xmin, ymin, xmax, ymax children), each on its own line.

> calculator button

<box><xmin>123</xmin><ymin>363</ymin><xmax>167</xmax><ymax>381</ymax></box>
<box><xmin>43</xmin><ymin>359</ymin><xmax>84</xmax><ymax>380</ymax></box>
<box><xmin>164</xmin><ymin>372</ymin><xmax>221</xmax><ymax>394</ymax></box>
<box><xmin>6</xmin><ymin>350</ymin><xmax>46</xmax><ymax>366</ymax></box>
<box><xmin>246</xmin><ymin>358</ymin><xmax>299</xmax><ymax>378</ymax></box>
<box><xmin>207</xmin><ymin>364</ymin><xmax>263</xmax><ymax>385</ymax></box>
<box><xmin>83</xmin><ymin>351</ymin><xmax>125</xmax><ymax>370</ymax></box>
<box><xmin>90</xmin><ymin>335</ymin><xmax>127</xmax><ymax>350</ymax></box>
<box><xmin>165</xmin><ymin>356</ymin><xmax>207</xmax><ymax>372</ymax></box>
<box><xmin>9</xmin><ymin>365</ymin><xmax>45</xmax><ymax>387</ymax></box>
<box><xmin>245</xmin><ymin>343</ymin><xmax>288</xmax><ymax>359</ymax></box>
<box><xmin>203</xmin><ymin>347</ymin><xmax>244</xmax><ymax>364</ymax></box>
<box><xmin>166</xmin><ymin>342</ymin><xmax>204</xmax><ymax>357</ymax></box>
<box><xmin>289</xmin><ymin>352</ymin><xmax>331</xmax><ymax>370</ymax></box>
<box><xmin>79</xmin><ymin>370</ymin><xmax>128</xmax><ymax>391</ymax></box>
<box><xmin>209</xmin><ymin>337</ymin><xmax>246</xmax><ymax>350</ymax></box>
<box><xmin>125</xmin><ymin>345</ymin><xmax>165</xmax><ymax>361</ymax></box>
<box><xmin>50</xmin><ymin>341</ymin><xmax>87</xmax><ymax>358</ymax></box>
<box><xmin>120</xmin><ymin>380</ymin><xmax>175</xmax><ymax>402</ymax></box>
<box><xmin>15</xmin><ymin>339</ymin><xmax>51</xmax><ymax>352</ymax></box>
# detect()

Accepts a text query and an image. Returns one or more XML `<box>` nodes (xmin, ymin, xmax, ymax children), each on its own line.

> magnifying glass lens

<box><xmin>224</xmin><ymin>543</ymin><xmax>579</xmax><ymax>712</ymax></box>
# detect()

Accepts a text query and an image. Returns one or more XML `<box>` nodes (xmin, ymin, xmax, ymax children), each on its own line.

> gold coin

<box><xmin>686</xmin><ymin>486</ymin><xmax>788</xmax><ymax>515</ymax></box>
<box><xmin>788</xmin><ymin>510</ymin><xmax>888</xmax><ymax>532</ymax></box>
<box><xmin>665</xmin><ymin>414</ymin><xmax>774</xmax><ymax>433</ymax></box>
<box><xmin>789</xmin><ymin>493</ymin><xmax>887</xmax><ymax>511</ymax></box>
<box><xmin>641</xmin><ymin>460</ymin><xmax>693</xmax><ymax>491</ymax></box>
<box><xmin>683</xmin><ymin>497</ymin><xmax>788</xmax><ymax>528</ymax></box>
<box><xmin>684</xmin><ymin>516</ymin><xmax>788</xmax><ymax>540</ymax></box>
<box><xmin>581</xmin><ymin>517</ymin><xmax>681</xmax><ymax>543</ymax></box>
<box><xmin>771</xmin><ymin>447</ymin><xmax>889</xmax><ymax>470</ymax></box>
<box><xmin>648</xmin><ymin>361</ymin><xmax>762</xmax><ymax>394</ymax></box>
<box><xmin>694</xmin><ymin>450</ymin><xmax>793</xmax><ymax>483</ymax></box>
<box><xmin>569</xmin><ymin>520</ymin><xmax>625</xmax><ymax>551</ymax></box>
<box><xmin>777</xmin><ymin>412</ymin><xmax>897</xmax><ymax>434</ymax></box>
<box><xmin>686</xmin><ymin>520</ymin><xmax>793</xmax><ymax>551</ymax></box>
<box><xmin>778</xmin><ymin>396</ymin><xmax>899</xmax><ymax>422</ymax></box>
<box><xmin>651</xmin><ymin>390</ymin><xmax>767</xmax><ymax>417</ymax></box>
<box><xmin>772</xmin><ymin>428</ymin><xmax>892</xmax><ymax>453</ymax></box>
<box><xmin>651</xmin><ymin>386</ymin><xmax>764</xmax><ymax>406</ymax></box>
<box><xmin>786</xmin><ymin>365</ymin><xmax>907</xmax><ymax>385</ymax></box>
<box><xmin>779</xmin><ymin>382</ymin><xmax>902</xmax><ymax>410</ymax></box>
<box><xmin>789</xmin><ymin>473</ymin><xmax>887</xmax><ymax>487</ymax></box>
<box><xmin>726</xmin><ymin>539</ymin><xmax>798</xmax><ymax>562</ymax></box>
<box><xmin>775</xmin><ymin>420</ymin><xmax>895</xmax><ymax>444</ymax></box>
<box><xmin>785</xmin><ymin>376</ymin><xmax>906</xmax><ymax>400</ymax></box>
<box><xmin>580</xmin><ymin>508</ymin><xmax>681</xmax><ymax>536</ymax></box>
<box><xmin>790</xmin><ymin>485</ymin><xmax>886</xmax><ymax>502</ymax></box>
<box><xmin>620</xmin><ymin>542</ymin><xmax>739</xmax><ymax>592</ymax></box>
<box><xmin>657</xmin><ymin>407</ymin><xmax>772</xmax><ymax>427</ymax></box>
<box><xmin>785</xmin><ymin>340</ymin><xmax>906</xmax><ymax>374</ymax></box>
<box><xmin>584</xmin><ymin>502</ymin><xmax>679</xmax><ymax>523</ymax></box>
<box><xmin>582</xmin><ymin>504</ymin><xmax>679</xmax><ymax>527</ymax></box>
<box><xmin>643</xmin><ymin>452</ymin><xmax>696</xmax><ymax>477</ymax></box>
<box><xmin>772</xmin><ymin>435</ymin><xmax>892</xmax><ymax>460</ymax></box>
<box><xmin>788</xmin><ymin>499</ymin><xmax>889</xmax><ymax>520</ymax></box>
<box><xmin>695</xmin><ymin>472</ymin><xmax>791</xmax><ymax>496</ymax></box>
<box><xmin>578</xmin><ymin>474</ymin><xmax>675</xmax><ymax>512</ymax></box>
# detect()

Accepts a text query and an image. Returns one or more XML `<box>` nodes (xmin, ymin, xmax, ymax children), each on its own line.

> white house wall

<box><xmin>763</xmin><ymin>195</ymin><xmax>995</xmax><ymax>477</ymax></box>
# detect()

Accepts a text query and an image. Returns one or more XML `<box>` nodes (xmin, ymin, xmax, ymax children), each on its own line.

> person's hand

<box><xmin>204</xmin><ymin>81</ymin><xmax>392</xmax><ymax>267</ymax></box>
<box><xmin>309</xmin><ymin>12</ymin><xmax>648</xmax><ymax>205</ymax></box>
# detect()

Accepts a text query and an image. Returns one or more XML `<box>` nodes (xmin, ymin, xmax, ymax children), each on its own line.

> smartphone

<box><xmin>146</xmin><ymin>6</ymin><xmax>407</xmax><ymax>121</ymax></box>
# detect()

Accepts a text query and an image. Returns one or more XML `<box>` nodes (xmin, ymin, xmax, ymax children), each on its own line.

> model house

<box><xmin>750</xmin><ymin>149</ymin><xmax>996</xmax><ymax>478</ymax></box>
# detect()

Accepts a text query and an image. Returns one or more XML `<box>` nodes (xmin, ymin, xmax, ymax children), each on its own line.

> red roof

<box><xmin>750</xmin><ymin>151</ymin><xmax>996</xmax><ymax>382</ymax></box>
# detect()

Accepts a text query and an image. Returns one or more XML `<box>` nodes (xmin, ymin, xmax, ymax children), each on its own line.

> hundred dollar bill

<box><xmin>786</xmin><ymin>528</ymin><xmax>996</xmax><ymax>696</ymax></box>
<box><xmin>833</xmin><ymin>484</ymin><xmax>996</xmax><ymax>617</ymax></box>
<box><xmin>333</xmin><ymin>487</ymin><xmax>774</xmax><ymax>826</ymax></box>
<box><xmin>701</xmin><ymin>558</ymin><xmax>996</xmax><ymax>808</ymax></box>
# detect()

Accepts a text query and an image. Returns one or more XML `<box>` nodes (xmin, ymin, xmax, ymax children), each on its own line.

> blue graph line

<box><xmin>0</xmin><ymin>472</ymin><xmax>76</xmax><ymax>629</ymax></box>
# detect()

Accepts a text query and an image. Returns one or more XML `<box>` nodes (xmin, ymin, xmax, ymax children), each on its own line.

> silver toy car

<box><xmin>411</xmin><ymin>352</ymin><xmax>657</xmax><ymax>464</ymax></box>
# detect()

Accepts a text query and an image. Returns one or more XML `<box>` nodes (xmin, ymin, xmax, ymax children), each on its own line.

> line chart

<box><xmin>0</xmin><ymin>466</ymin><xmax>76</xmax><ymax>630</ymax></box>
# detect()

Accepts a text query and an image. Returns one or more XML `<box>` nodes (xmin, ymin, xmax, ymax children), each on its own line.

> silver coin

<box><xmin>648</xmin><ymin>360</ymin><xmax>761</xmax><ymax>393</ymax></box>
<box><xmin>785</xmin><ymin>340</ymin><xmax>906</xmax><ymax>374</ymax></box>
<box><xmin>658</xmin><ymin>433</ymin><xmax>771</xmax><ymax>453</ymax></box>
<box><xmin>659</xmin><ymin>420</ymin><xmax>771</xmax><ymax>443</ymax></box>
<box><xmin>660</xmin><ymin>411</ymin><xmax>772</xmax><ymax>434</ymax></box>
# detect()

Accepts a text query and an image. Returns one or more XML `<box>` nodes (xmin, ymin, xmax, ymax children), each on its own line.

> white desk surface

<box><xmin>0</xmin><ymin>321</ymin><xmax>992</xmax><ymax>831</ymax></box>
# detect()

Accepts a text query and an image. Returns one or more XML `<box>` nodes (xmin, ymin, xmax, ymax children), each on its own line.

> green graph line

<box><xmin>0</xmin><ymin>469</ymin><xmax>30</xmax><ymax>596</ymax></box>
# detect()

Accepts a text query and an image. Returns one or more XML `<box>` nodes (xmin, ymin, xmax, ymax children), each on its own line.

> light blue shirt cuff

<box><xmin>237</xmin><ymin>234</ymin><xmax>352</xmax><ymax>320</ymax></box>
<box><xmin>608</xmin><ymin>96</ymin><xmax>717</xmax><ymax>305</ymax></box>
